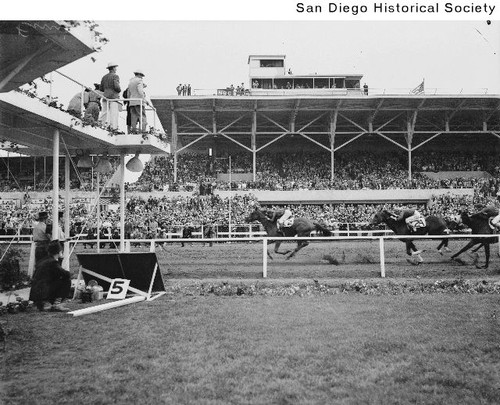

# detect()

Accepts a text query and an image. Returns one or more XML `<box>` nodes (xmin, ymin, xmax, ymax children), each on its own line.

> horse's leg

<box><xmin>437</xmin><ymin>239</ymin><xmax>450</xmax><ymax>254</ymax></box>
<box><xmin>467</xmin><ymin>242</ymin><xmax>483</xmax><ymax>263</ymax></box>
<box><xmin>409</xmin><ymin>242</ymin><xmax>422</xmax><ymax>256</ymax></box>
<box><xmin>471</xmin><ymin>243</ymin><xmax>483</xmax><ymax>253</ymax></box>
<box><xmin>274</xmin><ymin>241</ymin><xmax>291</xmax><ymax>256</ymax></box>
<box><xmin>286</xmin><ymin>241</ymin><xmax>309</xmax><ymax>260</ymax></box>
<box><xmin>451</xmin><ymin>240</ymin><xmax>479</xmax><ymax>264</ymax></box>
<box><xmin>405</xmin><ymin>242</ymin><xmax>412</xmax><ymax>256</ymax></box>
<box><xmin>477</xmin><ymin>243</ymin><xmax>490</xmax><ymax>269</ymax></box>
<box><xmin>266</xmin><ymin>240</ymin><xmax>275</xmax><ymax>260</ymax></box>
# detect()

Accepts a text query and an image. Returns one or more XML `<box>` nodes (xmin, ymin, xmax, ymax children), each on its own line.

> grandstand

<box><xmin>0</xmin><ymin>51</ymin><xmax>499</xmax><ymax>239</ymax></box>
<box><xmin>149</xmin><ymin>54</ymin><xmax>499</xmax><ymax>203</ymax></box>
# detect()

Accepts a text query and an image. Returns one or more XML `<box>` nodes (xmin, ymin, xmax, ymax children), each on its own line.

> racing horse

<box><xmin>246</xmin><ymin>209</ymin><xmax>332</xmax><ymax>260</ymax></box>
<box><xmin>371</xmin><ymin>209</ymin><xmax>450</xmax><ymax>264</ymax></box>
<box><xmin>451</xmin><ymin>211</ymin><xmax>497</xmax><ymax>269</ymax></box>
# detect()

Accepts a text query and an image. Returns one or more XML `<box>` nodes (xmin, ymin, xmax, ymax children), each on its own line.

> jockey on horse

<box><xmin>390</xmin><ymin>206</ymin><xmax>425</xmax><ymax>233</ymax></box>
<box><xmin>474</xmin><ymin>192</ymin><xmax>500</xmax><ymax>230</ymax></box>
<box><xmin>266</xmin><ymin>206</ymin><xmax>293</xmax><ymax>232</ymax></box>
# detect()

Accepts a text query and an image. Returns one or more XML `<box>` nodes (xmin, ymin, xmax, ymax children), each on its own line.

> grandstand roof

<box><xmin>152</xmin><ymin>94</ymin><xmax>500</xmax><ymax>152</ymax></box>
<box><xmin>0</xmin><ymin>21</ymin><xmax>96</xmax><ymax>93</ymax></box>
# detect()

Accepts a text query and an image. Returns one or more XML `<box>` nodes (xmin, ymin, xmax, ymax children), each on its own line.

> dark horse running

<box><xmin>246</xmin><ymin>209</ymin><xmax>332</xmax><ymax>260</ymax></box>
<box><xmin>451</xmin><ymin>211</ymin><xmax>497</xmax><ymax>269</ymax></box>
<box><xmin>371</xmin><ymin>210</ymin><xmax>450</xmax><ymax>264</ymax></box>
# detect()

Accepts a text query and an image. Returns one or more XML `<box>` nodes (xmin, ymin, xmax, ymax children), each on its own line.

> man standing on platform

<box><xmin>127</xmin><ymin>69</ymin><xmax>149</xmax><ymax>133</ymax></box>
<box><xmin>99</xmin><ymin>62</ymin><xmax>121</xmax><ymax>130</ymax></box>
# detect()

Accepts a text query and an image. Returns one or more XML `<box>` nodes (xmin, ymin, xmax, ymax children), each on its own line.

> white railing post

<box><xmin>262</xmin><ymin>237</ymin><xmax>268</xmax><ymax>278</ymax></box>
<box><xmin>28</xmin><ymin>241</ymin><xmax>36</xmax><ymax>277</ymax></box>
<box><xmin>379</xmin><ymin>237</ymin><xmax>386</xmax><ymax>278</ymax></box>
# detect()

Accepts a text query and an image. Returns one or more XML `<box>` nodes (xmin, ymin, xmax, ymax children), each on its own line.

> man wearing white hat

<box><xmin>99</xmin><ymin>62</ymin><xmax>121</xmax><ymax>130</ymax></box>
<box><xmin>127</xmin><ymin>69</ymin><xmax>148</xmax><ymax>132</ymax></box>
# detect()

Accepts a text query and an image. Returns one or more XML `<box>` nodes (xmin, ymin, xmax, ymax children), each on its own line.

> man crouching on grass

<box><xmin>29</xmin><ymin>240</ymin><xmax>71</xmax><ymax>312</ymax></box>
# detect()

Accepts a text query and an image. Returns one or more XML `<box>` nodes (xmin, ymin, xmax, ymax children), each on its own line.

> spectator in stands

<box><xmin>363</xmin><ymin>83</ymin><xmax>369</xmax><ymax>95</ymax></box>
<box><xmin>29</xmin><ymin>240</ymin><xmax>71</xmax><ymax>312</ymax></box>
<box><xmin>99</xmin><ymin>62</ymin><xmax>121</xmax><ymax>130</ymax></box>
<box><xmin>127</xmin><ymin>69</ymin><xmax>148</xmax><ymax>133</ymax></box>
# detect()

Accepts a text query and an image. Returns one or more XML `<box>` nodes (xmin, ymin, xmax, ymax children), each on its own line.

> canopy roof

<box><xmin>0</xmin><ymin>21</ymin><xmax>96</xmax><ymax>93</ymax></box>
<box><xmin>152</xmin><ymin>94</ymin><xmax>500</xmax><ymax>152</ymax></box>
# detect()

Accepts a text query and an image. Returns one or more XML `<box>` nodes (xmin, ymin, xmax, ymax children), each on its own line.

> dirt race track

<box><xmin>68</xmin><ymin>238</ymin><xmax>500</xmax><ymax>281</ymax></box>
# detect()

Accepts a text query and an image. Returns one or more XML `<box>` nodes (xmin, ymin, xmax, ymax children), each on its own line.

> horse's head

<box><xmin>371</xmin><ymin>210</ymin><xmax>388</xmax><ymax>225</ymax></box>
<box><xmin>245</xmin><ymin>208</ymin><xmax>262</xmax><ymax>223</ymax></box>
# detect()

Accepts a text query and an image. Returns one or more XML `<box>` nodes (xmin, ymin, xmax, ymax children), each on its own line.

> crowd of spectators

<box><xmin>1</xmin><ymin>149</ymin><xmax>500</xmax><ymax>240</ymax></box>
<box><xmin>0</xmin><ymin>190</ymin><xmax>491</xmax><ymax>240</ymax></box>
<box><xmin>220</xmin><ymin>83</ymin><xmax>249</xmax><ymax>96</ymax></box>
<box><xmin>131</xmin><ymin>151</ymin><xmax>500</xmax><ymax>196</ymax></box>
<box><xmin>3</xmin><ymin>151</ymin><xmax>500</xmax><ymax>195</ymax></box>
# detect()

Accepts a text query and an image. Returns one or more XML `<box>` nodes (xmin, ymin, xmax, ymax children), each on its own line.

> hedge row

<box><xmin>166</xmin><ymin>278</ymin><xmax>500</xmax><ymax>297</ymax></box>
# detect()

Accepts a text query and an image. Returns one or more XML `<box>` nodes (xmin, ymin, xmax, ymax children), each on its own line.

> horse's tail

<box><xmin>314</xmin><ymin>222</ymin><xmax>332</xmax><ymax>237</ymax></box>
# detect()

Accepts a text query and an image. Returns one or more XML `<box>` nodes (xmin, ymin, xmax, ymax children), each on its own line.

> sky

<box><xmin>52</xmin><ymin>20</ymin><xmax>500</xmax><ymax>100</ymax></box>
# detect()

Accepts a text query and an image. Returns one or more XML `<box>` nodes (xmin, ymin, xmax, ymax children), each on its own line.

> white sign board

<box><xmin>107</xmin><ymin>278</ymin><xmax>131</xmax><ymax>300</ymax></box>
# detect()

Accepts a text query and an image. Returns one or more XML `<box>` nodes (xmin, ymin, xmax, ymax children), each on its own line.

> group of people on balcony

<box><xmin>176</xmin><ymin>83</ymin><xmax>192</xmax><ymax>96</ymax></box>
<box><xmin>66</xmin><ymin>62</ymin><xmax>150</xmax><ymax>133</ymax></box>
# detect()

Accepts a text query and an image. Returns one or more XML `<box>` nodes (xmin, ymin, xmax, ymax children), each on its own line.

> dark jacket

<box><xmin>29</xmin><ymin>256</ymin><xmax>70</xmax><ymax>302</ymax></box>
<box><xmin>100</xmin><ymin>72</ymin><xmax>121</xmax><ymax>99</ymax></box>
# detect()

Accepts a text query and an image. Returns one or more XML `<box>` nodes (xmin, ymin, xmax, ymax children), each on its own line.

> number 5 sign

<box><xmin>107</xmin><ymin>279</ymin><xmax>131</xmax><ymax>300</ymax></box>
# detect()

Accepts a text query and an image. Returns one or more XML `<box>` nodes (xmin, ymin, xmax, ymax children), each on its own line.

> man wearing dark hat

<box><xmin>29</xmin><ymin>240</ymin><xmax>71</xmax><ymax>312</ymax></box>
<box><xmin>99</xmin><ymin>62</ymin><xmax>121</xmax><ymax>129</ymax></box>
<box><xmin>33</xmin><ymin>211</ymin><xmax>51</xmax><ymax>265</ymax></box>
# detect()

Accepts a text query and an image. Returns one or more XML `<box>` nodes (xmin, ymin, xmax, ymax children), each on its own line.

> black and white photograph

<box><xmin>1</xmin><ymin>1</ymin><xmax>499</xmax><ymax>403</ymax></box>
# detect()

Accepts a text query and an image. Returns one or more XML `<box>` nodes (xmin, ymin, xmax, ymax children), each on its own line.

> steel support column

<box><xmin>120</xmin><ymin>153</ymin><xmax>125</xmax><ymax>252</ymax></box>
<box><xmin>171</xmin><ymin>109</ymin><xmax>178</xmax><ymax>183</ymax></box>
<box><xmin>63</xmin><ymin>152</ymin><xmax>70</xmax><ymax>268</ymax></box>
<box><xmin>329</xmin><ymin>110</ymin><xmax>338</xmax><ymax>181</ymax></box>
<box><xmin>406</xmin><ymin>119</ymin><xmax>414</xmax><ymax>181</ymax></box>
<box><xmin>52</xmin><ymin>128</ymin><xmax>59</xmax><ymax>240</ymax></box>
<box><xmin>252</xmin><ymin>110</ymin><xmax>257</xmax><ymax>182</ymax></box>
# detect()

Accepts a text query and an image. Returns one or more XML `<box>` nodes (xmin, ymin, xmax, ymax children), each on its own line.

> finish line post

<box><xmin>262</xmin><ymin>237</ymin><xmax>268</xmax><ymax>278</ymax></box>
<box><xmin>379</xmin><ymin>237</ymin><xmax>386</xmax><ymax>278</ymax></box>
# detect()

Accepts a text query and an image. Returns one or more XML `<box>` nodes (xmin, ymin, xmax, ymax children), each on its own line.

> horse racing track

<box><xmin>122</xmin><ymin>238</ymin><xmax>500</xmax><ymax>280</ymax></box>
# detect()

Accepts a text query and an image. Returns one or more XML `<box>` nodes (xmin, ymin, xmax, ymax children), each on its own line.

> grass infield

<box><xmin>2</xmin><ymin>239</ymin><xmax>500</xmax><ymax>404</ymax></box>
<box><xmin>3</xmin><ymin>292</ymin><xmax>500</xmax><ymax>404</ymax></box>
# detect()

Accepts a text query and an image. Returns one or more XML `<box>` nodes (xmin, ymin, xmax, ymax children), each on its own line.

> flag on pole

<box><xmin>411</xmin><ymin>79</ymin><xmax>425</xmax><ymax>95</ymax></box>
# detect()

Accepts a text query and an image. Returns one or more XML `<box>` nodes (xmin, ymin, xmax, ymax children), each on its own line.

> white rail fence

<box><xmin>3</xmin><ymin>233</ymin><xmax>498</xmax><ymax>280</ymax></box>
